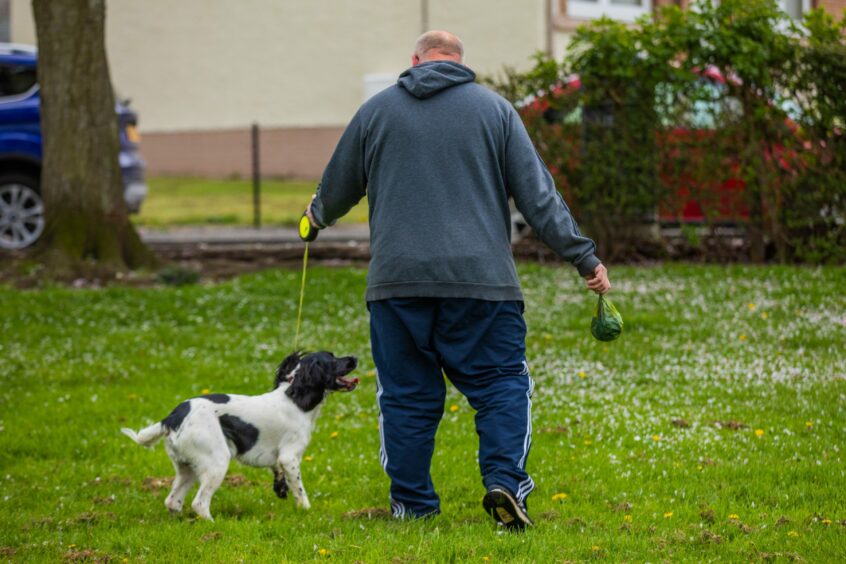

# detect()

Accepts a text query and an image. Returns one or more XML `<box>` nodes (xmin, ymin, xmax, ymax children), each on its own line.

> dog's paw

<box><xmin>297</xmin><ymin>499</ymin><xmax>311</xmax><ymax>510</ymax></box>
<box><xmin>273</xmin><ymin>477</ymin><xmax>288</xmax><ymax>499</ymax></box>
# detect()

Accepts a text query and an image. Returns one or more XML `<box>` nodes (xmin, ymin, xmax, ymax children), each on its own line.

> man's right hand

<box><xmin>305</xmin><ymin>195</ymin><xmax>319</xmax><ymax>228</ymax></box>
<box><xmin>584</xmin><ymin>264</ymin><xmax>611</xmax><ymax>295</ymax></box>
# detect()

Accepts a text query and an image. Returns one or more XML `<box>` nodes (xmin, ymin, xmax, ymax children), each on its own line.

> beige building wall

<box><xmin>10</xmin><ymin>0</ymin><xmax>547</xmax><ymax>178</ymax></box>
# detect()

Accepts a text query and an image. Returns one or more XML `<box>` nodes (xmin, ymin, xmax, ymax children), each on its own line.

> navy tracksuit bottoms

<box><xmin>369</xmin><ymin>297</ymin><xmax>535</xmax><ymax>518</ymax></box>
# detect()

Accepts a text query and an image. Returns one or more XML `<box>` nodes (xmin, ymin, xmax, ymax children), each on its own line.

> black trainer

<box><xmin>483</xmin><ymin>487</ymin><xmax>534</xmax><ymax>530</ymax></box>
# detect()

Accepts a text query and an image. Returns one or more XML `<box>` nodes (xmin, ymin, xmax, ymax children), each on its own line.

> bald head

<box><xmin>413</xmin><ymin>30</ymin><xmax>464</xmax><ymax>65</ymax></box>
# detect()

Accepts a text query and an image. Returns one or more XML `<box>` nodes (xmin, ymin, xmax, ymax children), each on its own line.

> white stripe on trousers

<box><xmin>517</xmin><ymin>476</ymin><xmax>535</xmax><ymax>502</ymax></box>
<box><xmin>391</xmin><ymin>499</ymin><xmax>407</xmax><ymax>519</ymax></box>
<box><xmin>518</xmin><ymin>372</ymin><xmax>534</xmax><ymax>470</ymax></box>
<box><xmin>375</xmin><ymin>369</ymin><xmax>388</xmax><ymax>471</ymax></box>
<box><xmin>516</xmin><ymin>363</ymin><xmax>534</xmax><ymax>501</ymax></box>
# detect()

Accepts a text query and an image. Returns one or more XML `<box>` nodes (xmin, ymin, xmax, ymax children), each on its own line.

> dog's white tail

<box><xmin>121</xmin><ymin>422</ymin><xmax>166</xmax><ymax>448</ymax></box>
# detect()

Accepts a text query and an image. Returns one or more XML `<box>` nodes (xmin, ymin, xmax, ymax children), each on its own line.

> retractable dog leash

<box><xmin>293</xmin><ymin>213</ymin><xmax>320</xmax><ymax>349</ymax></box>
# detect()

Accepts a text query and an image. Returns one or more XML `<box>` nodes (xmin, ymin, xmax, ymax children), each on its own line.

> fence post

<box><xmin>252</xmin><ymin>122</ymin><xmax>261</xmax><ymax>229</ymax></box>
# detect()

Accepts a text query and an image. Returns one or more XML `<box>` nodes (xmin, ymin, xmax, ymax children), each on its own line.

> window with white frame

<box><xmin>697</xmin><ymin>0</ymin><xmax>811</xmax><ymax>19</ymax></box>
<box><xmin>567</xmin><ymin>0</ymin><xmax>653</xmax><ymax>23</ymax></box>
<box><xmin>780</xmin><ymin>0</ymin><xmax>811</xmax><ymax>20</ymax></box>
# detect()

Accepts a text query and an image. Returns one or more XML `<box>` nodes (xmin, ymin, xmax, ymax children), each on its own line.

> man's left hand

<box><xmin>584</xmin><ymin>264</ymin><xmax>611</xmax><ymax>295</ymax></box>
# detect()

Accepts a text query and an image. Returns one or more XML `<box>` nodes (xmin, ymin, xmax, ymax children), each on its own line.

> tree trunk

<box><xmin>32</xmin><ymin>0</ymin><xmax>154</xmax><ymax>269</ymax></box>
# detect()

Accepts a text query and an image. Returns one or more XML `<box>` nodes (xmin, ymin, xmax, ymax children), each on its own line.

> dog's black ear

<box><xmin>275</xmin><ymin>351</ymin><xmax>304</xmax><ymax>388</ymax></box>
<box><xmin>285</xmin><ymin>355</ymin><xmax>330</xmax><ymax>412</ymax></box>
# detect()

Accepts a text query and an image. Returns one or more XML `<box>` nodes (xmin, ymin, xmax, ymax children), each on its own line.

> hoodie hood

<box><xmin>397</xmin><ymin>61</ymin><xmax>476</xmax><ymax>100</ymax></box>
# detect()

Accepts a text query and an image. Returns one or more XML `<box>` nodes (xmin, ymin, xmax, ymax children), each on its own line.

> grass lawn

<box><xmin>135</xmin><ymin>177</ymin><xmax>368</xmax><ymax>228</ymax></box>
<box><xmin>1</xmin><ymin>264</ymin><xmax>844</xmax><ymax>562</ymax></box>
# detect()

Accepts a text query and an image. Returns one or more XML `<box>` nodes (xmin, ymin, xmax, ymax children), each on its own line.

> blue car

<box><xmin>0</xmin><ymin>43</ymin><xmax>147</xmax><ymax>250</ymax></box>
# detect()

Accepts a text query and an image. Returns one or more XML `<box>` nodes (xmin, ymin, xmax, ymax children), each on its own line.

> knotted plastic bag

<box><xmin>591</xmin><ymin>295</ymin><xmax>623</xmax><ymax>342</ymax></box>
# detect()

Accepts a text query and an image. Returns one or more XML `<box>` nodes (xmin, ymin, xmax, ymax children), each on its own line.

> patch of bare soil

<box><xmin>537</xmin><ymin>425</ymin><xmax>570</xmax><ymax>434</ymax></box>
<box><xmin>343</xmin><ymin>507</ymin><xmax>392</xmax><ymax>520</ymax></box>
<box><xmin>700</xmin><ymin>529</ymin><xmax>723</xmax><ymax>544</ymax></box>
<box><xmin>537</xmin><ymin>510</ymin><xmax>560</xmax><ymax>521</ymax></box>
<box><xmin>714</xmin><ymin>420</ymin><xmax>747</xmax><ymax>430</ymax></box>
<box><xmin>141</xmin><ymin>476</ymin><xmax>173</xmax><ymax>492</ymax></box>
<box><xmin>224</xmin><ymin>474</ymin><xmax>254</xmax><ymax>487</ymax></box>
<box><xmin>68</xmin><ymin>512</ymin><xmax>117</xmax><ymax>527</ymax></box>
<box><xmin>62</xmin><ymin>548</ymin><xmax>113</xmax><ymax>562</ymax></box>
<box><xmin>700</xmin><ymin>507</ymin><xmax>716</xmax><ymax>524</ymax></box>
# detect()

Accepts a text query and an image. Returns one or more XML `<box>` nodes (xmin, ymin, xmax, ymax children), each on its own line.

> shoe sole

<box><xmin>482</xmin><ymin>488</ymin><xmax>533</xmax><ymax>530</ymax></box>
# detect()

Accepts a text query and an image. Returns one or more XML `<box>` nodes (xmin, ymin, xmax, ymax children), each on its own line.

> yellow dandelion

<box><xmin>822</xmin><ymin>519</ymin><xmax>832</xmax><ymax>525</ymax></box>
<box><xmin>450</xmin><ymin>404</ymin><xmax>459</xmax><ymax>413</ymax></box>
<box><xmin>543</xmin><ymin>333</ymin><xmax>552</xmax><ymax>341</ymax></box>
<box><xmin>755</xmin><ymin>429</ymin><xmax>765</xmax><ymax>437</ymax></box>
<box><xmin>578</xmin><ymin>371</ymin><xmax>587</xmax><ymax>379</ymax></box>
<box><xmin>788</xmin><ymin>530</ymin><xmax>799</xmax><ymax>537</ymax></box>
<box><xmin>591</xmin><ymin>545</ymin><xmax>601</xmax><ymax>551</ymax></box>
<box><xmin>201</xmin><ymin>388</ymin><xmax>210</xmax><ymax>395</ymax></box>
<box><xmin>583</xmin><ymin>439</ymin><xmax>593</xmax><ymax>445</ymax></box>
<box><xmin>805</xmin><ymin>421</ymin><xmax>813</xmax><ymax>428</ymax></box>
<box><xmin>121</xmin><ymin>559</ymin><xmax>129</xmax><ymax>564</ymax></box>
<box><xmin>552</xmin><ymin>493</ymin><xmax>568</xmax><ymax>502</ymax></box>
<box><xmin>482</xmin><ymin>556</ymin><xmax>491</xmax><ymax>562</ymax></box>
<box><xmin>697</xmin><ymin>465</ymin><xmax>704</xmax><ymax>471</ymax></box>
<box><xmin>624</xmin><ymin>514</ymin><xmax>633</xmax><ymax>522</ymax></box>
<box><xmin>304</xmin><ymin>455</ymin><xmax>313</xmax><ymax>462</ymax></box>
<box><xmin>318</xmin><ymin>548</ymin><xmax>330</xmax><ymax>556</ymax></box>
<box><xmin>761</xmin><ymin>312</ymin><xmax>769</xmax><ymax>319</ymax></box>
<box><xmin>652</xmin><ymin>435</ymin><xmax>661</xmax><ymax>442</ymax></box>
<box><xmin>748</xmin><ymin>303</ymin><xmax>757</xmax><ymax>311</ymax></box>
<box><xmin>739</xmin><ymin>334</ymin><xmax>747</xmax><ymax>341</ymax></box>
<box><xmin>127</xmin><ymin>393</ymin><xmax>138</xmax><ymax>400</ymax></box>
<box><xmin>367</xmin><ymin>370</ymin><xmax>376</xmax><ymax>377</ymax></box>
<box><xmin>330</xmin><ymin>431</ymin><xmax>339</xmax><ymax>439</ymax></box>
<box><xmin>728</xmin><ymin>514</ymin><xmax>740</xmax><ymax>520</ymax></box>
<box><xmin>334</xmin><ymin>414</ymin><xmax>343</xmax><ymax>421</ymax></box>
<box><xmin>68</xmin><ymin>544</ymin><xmax>77</xmax><ymax>549</ymax></box>
<box><xmin>664</xmin><ymin>511</ymin><xmax>673</xmax><ymax>518</ymax></box>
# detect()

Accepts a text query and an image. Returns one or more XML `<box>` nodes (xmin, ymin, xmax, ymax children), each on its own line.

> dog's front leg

<box><xmin>278</xmin><ymin>453</ymin><xmax>309</xmax><ymax>510</ymax></box>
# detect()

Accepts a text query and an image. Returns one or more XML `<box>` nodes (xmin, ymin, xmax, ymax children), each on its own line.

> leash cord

<box><xmin>294</xmin><ymin>242</ymin><xmax>308</xmax><ymax>349</ymax></box>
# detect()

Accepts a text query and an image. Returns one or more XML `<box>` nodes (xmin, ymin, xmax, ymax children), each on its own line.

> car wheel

<box><xmin>0</xmin><ymin>174</ymin><xmax>44</xmax><ymax>250</ymax></box>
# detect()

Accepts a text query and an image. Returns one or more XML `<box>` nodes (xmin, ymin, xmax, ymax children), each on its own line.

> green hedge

<box><xmin>487</xmin><ymin>0</ymin><xmax>846</xmax><ymax>263</ymax></box>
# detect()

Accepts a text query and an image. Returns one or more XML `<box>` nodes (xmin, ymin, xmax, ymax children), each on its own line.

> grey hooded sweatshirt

<box><xmin>311</xmin><ymin>61</ymin><xmax>600</xmax><ymax>302</ymax></box>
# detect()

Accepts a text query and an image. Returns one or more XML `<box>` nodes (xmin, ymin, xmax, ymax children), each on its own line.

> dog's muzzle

<box><xmin>335</xmin><ymin>357</ymin><xmax>359</xmax><ymax>391</ymax></box>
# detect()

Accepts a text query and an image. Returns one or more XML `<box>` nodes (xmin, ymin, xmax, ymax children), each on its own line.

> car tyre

<box><xmin>0</xmin><ymin>173</ymin><xmax>44</xmax><ymax>250</ymax></box>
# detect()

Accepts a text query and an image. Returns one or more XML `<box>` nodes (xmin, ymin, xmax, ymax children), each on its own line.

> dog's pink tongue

<box><xmin>351</xmin><ymin>378</ymin><xmax>360</xmax><ymax>384</ymax></box>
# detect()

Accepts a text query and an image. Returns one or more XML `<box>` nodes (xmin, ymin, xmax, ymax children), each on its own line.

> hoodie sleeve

<box><xmin>504</xmin><ymin>106</ymin><xmax>601</xmax><ymax>277</ymax></box>
<box><xmin>310</xmin><ymin>111</ymin><xmax>367</xmax><ymax>228</ymax></box>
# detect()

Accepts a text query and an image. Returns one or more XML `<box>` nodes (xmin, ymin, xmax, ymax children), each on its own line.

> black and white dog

<box><xmin>121</xmin><ymin>351</ymin><xmax>358</xmax><ymax>521</ymax></box>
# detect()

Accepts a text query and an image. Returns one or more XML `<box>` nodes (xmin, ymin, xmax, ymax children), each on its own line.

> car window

<box><xmin>657</xmin><ymin>78</ymin><xmax>742</xmax><ymax>130</ymax></box>
<box><xmin>0</xmin><ymin>64</ymin><xmax>37</xmax><ymax>98</ymax></box>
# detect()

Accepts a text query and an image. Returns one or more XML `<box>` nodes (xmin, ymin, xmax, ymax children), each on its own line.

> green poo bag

<box><xmin>591</xmin><ymin>295</ymin><xmax>623</xmax><ymax>342</ymax></box>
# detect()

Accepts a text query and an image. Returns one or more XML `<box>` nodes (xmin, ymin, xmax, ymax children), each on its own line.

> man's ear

<box><xmin>275</xmin><ymin>351</ymin><xmax>303</xmax><ymax>388</ymax></box>
<box><xmin>412</xmin><ymin>53</ymin><xmax>421</xmax><ymax>66</ymax></box>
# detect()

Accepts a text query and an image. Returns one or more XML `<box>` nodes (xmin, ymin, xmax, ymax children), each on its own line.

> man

<box><xmin>306</xmin><ymin>30</ymin><xmax>610</xmax><ymax>530</ymax></box>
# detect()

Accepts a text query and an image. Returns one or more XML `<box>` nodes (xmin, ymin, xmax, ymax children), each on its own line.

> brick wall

<box><xmin>818</xmin><ymin>0</ymin><xmax>846</xmax><ymax>15</ymax></box>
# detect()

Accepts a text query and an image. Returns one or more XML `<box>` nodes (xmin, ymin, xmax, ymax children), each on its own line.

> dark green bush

<box><xmin>487</xmin><ymin>0</ymin><xmax>846</xmax><ymax>264</ymax></box>
<box><xmin>156</xmin><ymin>265</ymin><xmax>201</xmax><ymax>286</ymax></box>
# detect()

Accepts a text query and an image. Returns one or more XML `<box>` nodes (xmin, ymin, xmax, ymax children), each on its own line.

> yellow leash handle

<box><xmin>294</xmin><ymin>242</ymin><xmax>308</xmax><ymax>349</ymax></box>
<box><xmin>299</xmin><ymin>213</ymin><xmax>319</xmax><ymax>242</ymax></box>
